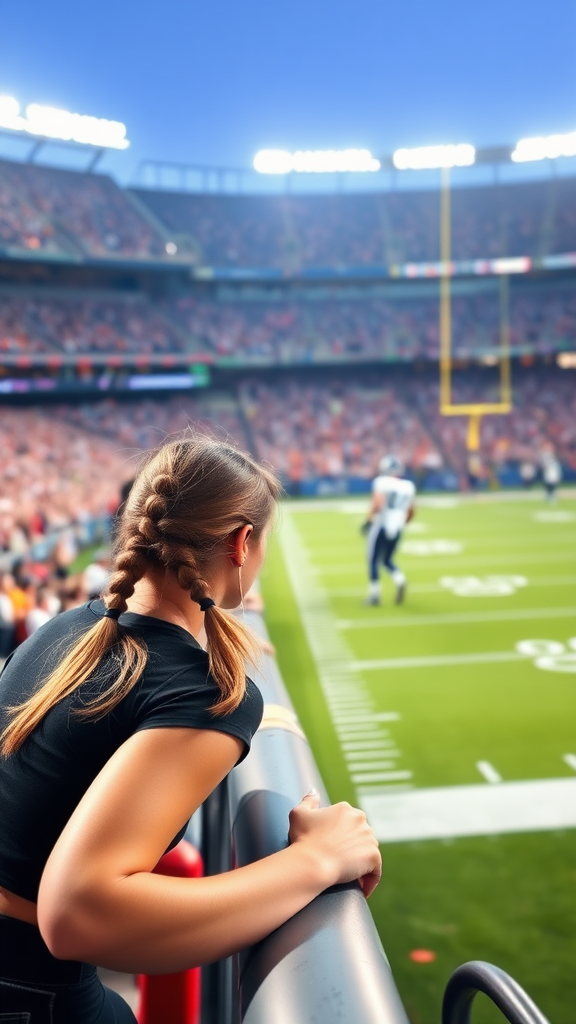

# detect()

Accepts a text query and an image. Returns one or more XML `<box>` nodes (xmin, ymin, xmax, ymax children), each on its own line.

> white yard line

<box><xmin>342</xmin><ymin>740</ymin><xmax>394</xmax><ymax>751</ymax></box>
<box><xmin>347</xmin><ymin>753</ymin><xmax>401</xmax><ymax>766</ymax></box>
<box><xmin>476</xmin><ymin>761</ymin><xmax>502</xmax><ymax>784</ymax></box>
<box><xmin>331</xmin><ymin>575</ymin><xmax>576</xmax><ymax>597</ymax></box>
<box><xmin>314</xmin><ymin>552</ymin><xmax>576</xmax><ymax>574</ymax></box>
<box><xmin>350</xmin><ymin>650</ymin><xmax>527</xmax><ymax>671</ymax></box>
<box><xmin>352</xmin><ymin>770</ymin><xmax>413</xmax><ymax>784</ymax></box>
<box><xmin>278</xmin><ymin>511</ymin><xmax>407</xmax><ymax>793</ymax></box>
<box><xmin>338</xmin><ymin>606</ymin><xmax>576</xmax><ymax>630</ymax></box>
<box><xmin>349</xmin><ymin>761</ymin><xmax>399</xmax><ymax>772</ymax></box>
<box><xmin>361</xmin><ymin>778</ymin><xmax>576</xmax><ymax>843</ymax></box>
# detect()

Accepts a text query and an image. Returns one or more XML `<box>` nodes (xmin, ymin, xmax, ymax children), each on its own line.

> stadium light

<box><xmin>254</xmin><ymin>148</ymin><xmax>381</xmax><ymax>174</ymax></box>
<box><xmin>0</xmin><ymin>95</ymin><xmax>130</xmax><ymax>149</ymax></box>
<box><xmin>511</xmin><ymin>131</ymin><xmax>576</xmax><ymax>162</ymax></box>
<box><xmin>393</xmin><ymin>143</ymin><xmax>475</xmax><ymax>170</ymax></box>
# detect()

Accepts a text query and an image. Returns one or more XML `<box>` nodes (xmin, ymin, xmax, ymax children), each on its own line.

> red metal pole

<box><xmin>136</xmin><ymin>839</ymin><xmax>203</xmax><ymax>1024</ymax></box>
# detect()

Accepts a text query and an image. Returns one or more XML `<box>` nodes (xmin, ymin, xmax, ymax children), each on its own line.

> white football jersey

<box><xmin>373</xmin><ymin>475</ymin><xmax>416</xmax><ymax>538</ymax></box>
<box><xmin>542</xmin><ymin>458</ymin><xmax>562</xmax><ymax>485</ymax></box>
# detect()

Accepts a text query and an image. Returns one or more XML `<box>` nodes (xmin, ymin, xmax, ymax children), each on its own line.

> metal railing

<box><xmin>442</xmin><ymin>961</ymin><xmax>551</xmax><ymax>1024</ymax></box>
<box><xmin>200</xmin><ymin>609</ymin><xmax>410</xmax><ymax>1024</ymax></box>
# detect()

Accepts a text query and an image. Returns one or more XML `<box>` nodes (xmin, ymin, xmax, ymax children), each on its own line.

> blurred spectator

<box><xmin>25</xmin><ymin>584</ymin><xmax>59</xmax><ymax>635</ymax></box>
<box><xmin>0</xmin><ymin>573</ymin><xmax>16</xmax><ymax>658</ymax></box>
<box><xmin>519</xmin><ymin>460</ymin><xmax>537</xmax><ymax>488</ymax></box>
<box><xmin>82</xmin><ymin>548</ymin><xmax>111</xmax><ymax>600</ymax></box>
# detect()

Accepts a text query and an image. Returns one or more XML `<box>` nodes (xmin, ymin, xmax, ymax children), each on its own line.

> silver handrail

<box><xmin>201</xmin><ymin>610</ymin><xmax>410</xmax><ymax>1024</ymax></box>
<box><xmin>442</xmin><ymin>961</ymin><xmax>551</xmax><ymax>1024</ymax></box>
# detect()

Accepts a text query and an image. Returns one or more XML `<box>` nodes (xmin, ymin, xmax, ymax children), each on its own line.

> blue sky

<box><xmin>0</xmin><ymin>0</ymin><xmax>574</xmax><ymax>183</ymax></box>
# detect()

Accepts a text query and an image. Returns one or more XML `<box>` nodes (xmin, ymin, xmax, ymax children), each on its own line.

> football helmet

<box><xmin>378</xmin><ymin>455</ymin><xmax>404</xmax><ymax>475</ymax></box>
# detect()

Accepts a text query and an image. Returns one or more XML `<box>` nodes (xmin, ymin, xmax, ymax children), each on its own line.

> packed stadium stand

<box><xmin>162</xmin><ymin>278</ymin><xmax>575</xmax><ymax>363</ymax></box>
<box><xmin>0</xmin><ymin>154</ymin><xmax>574</xmax><ymax>537</ymax></box>
<box><xmin>134</xmin><ymin>177</ymin><xmax>576</xmax><ymax>267</ymax></box>
<box><xmin>0</xmin><ymin>289</ymin><xmax>191</xmax><ymax>356</ymax></box>
<box><xmin>0</xmin><ymin>160</ymin><xmax>172</xmax><ymax>260</ymax></box>
<box><xmin>0</xmin><ymin>278</ymin><xmax>573</xmax><ymax>363</ymax></box>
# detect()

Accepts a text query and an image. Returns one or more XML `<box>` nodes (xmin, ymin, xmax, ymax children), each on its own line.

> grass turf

<box><xmin>260</xmin><ymin>492</ymin><xmax>576</xmax><ymax>1024</ymax></box>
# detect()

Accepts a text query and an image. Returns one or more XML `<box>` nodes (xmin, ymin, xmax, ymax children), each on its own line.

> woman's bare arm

<box><xmin>38</xmin><ymin>727</ymin><xmax>381</xmax><ymax>973</ymax></box>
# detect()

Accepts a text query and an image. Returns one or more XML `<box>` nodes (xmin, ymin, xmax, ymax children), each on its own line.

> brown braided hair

<box><xmin>1</xmin><ymin>434</ymin><xmax>280</xmax><ymax>756</ymax></box>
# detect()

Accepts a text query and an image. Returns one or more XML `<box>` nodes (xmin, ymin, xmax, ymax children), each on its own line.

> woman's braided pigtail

<box><xmin>173</xmin><ymin>551</ymin><xmax>259</xmax><ymax>715</ymax></box>
<box><xmin>202</xmin><ymin>605</ymin><xmax>259</xmax><ymax>715</ymax></box>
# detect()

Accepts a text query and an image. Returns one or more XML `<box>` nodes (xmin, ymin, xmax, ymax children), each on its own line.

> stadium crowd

<box><xmin>239</xmin><ymin>377</ymin><xmax>443</xmax><ymax>481</ymax></box>
<box><xmin>0</xmin><ymin>160</ymin><xmax>167</xmax><ymax>260</ymax></box>
<box><xmin>240</xmin><ymin>370</ymin><xmax>576</xmax><ymax>485</ymax></box>
<box><xmin>405</xmin><ymin>368</ymin><xmax>576</xmax><ymax>481</ymax></box>
<box><xmin>1</xmin><ymin>157</ymin><xmax>575</xmax><ymax>269</ymax></box>
<box><xmin>137</xmin><ymin>178</ymin><xmax>576</xmax><ymax>268</ymax></box>
<box><xmin>166</xmin><ymin>283</ymin><xmax>576</xmax><ymax>362</ymax></box>
<box><xmin>1</xmin><ymin>281</ymin><xmax>573</xmax><ymax>362</ymax></box>
<box><xmin>0</xmin><ymin>292</ymin><xmax>187</xmax><ymax>356</ymax></box>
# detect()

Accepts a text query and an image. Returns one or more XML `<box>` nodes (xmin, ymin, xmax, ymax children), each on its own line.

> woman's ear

<box><xmin>228</xmin><ymin>524</ymin><xmax>253</xmax><ymax>567</ymax></box>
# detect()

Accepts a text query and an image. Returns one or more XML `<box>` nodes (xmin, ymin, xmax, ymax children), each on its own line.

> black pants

<box><xmin>0</xmin><ymin>916</ymin><xmax>137</xmax><ymax>1024</ymax></box>
<box><xmin>367</xmin><ymin>525</ymin><xmax>400</xmax><ymax>582</ymax></box>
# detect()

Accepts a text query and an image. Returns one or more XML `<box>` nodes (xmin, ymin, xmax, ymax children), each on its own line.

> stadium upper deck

<box><xmin>1</xmin><ymin>157</ymin><xmax>575</xmax><ymax>272</ymax></box>
<box><xmin>134</xmin><ymin>178</ymin><xmax>576</xmax><ymax>270</ymax></box>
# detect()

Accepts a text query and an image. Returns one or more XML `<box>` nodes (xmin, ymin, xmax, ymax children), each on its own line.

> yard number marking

<box><xmin>516</xmin><ymin>637</ymin><xmax>576</xmax><ymax>673</ymax></box>
<box><xmin>403</xmin><ymin>540</ymin><xmax>463</xmax><ymax>555</ymax></box>
<box><xmin>440</xmin><ymin>575</ymin><xmax>527</xmax><ymax>596</ymax></box>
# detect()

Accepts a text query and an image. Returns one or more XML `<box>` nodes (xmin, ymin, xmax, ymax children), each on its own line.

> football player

<box><xmin>541</xmin><ymin>450</ymin><xmax>562</xmax><ymax>503</ymax></box>
<box><xmin>362</xmin><ymin>455</ymin><xmax>415</xmax><ymax>606</ymax></box>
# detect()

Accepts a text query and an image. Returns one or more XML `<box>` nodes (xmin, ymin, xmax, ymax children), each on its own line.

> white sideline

<box><xmin>278</xmin><ymin>512</ymin><xmax>406</xmax><ymax>793</ymax></box>
<box><xmin>360</xmin><ymin>777</ymin><xmax>576</xmax><ymax>843</ymax></box>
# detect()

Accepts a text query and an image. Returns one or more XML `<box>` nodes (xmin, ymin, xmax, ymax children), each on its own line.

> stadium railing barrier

<box><xmin>442</xmin><ymin>961</ymin><xmax>550</xmax><ymax>1024</ymax></box>
<box><xmin>199</xmin><ymin>609</ymin><xmax>411</xmax><ymax>1024</ymax></box>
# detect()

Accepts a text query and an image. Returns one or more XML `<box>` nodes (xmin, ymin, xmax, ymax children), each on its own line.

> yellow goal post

<box><xmin>439</xmin><ymin>167</ymin><xmax>512</xmax><ymax>451</ymax></box>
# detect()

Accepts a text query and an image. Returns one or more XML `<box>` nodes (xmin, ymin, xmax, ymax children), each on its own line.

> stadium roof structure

<box><xmin>135</xmin><ymin>131</ymin><xmax>576</xmax><ymax>194</ymax></box>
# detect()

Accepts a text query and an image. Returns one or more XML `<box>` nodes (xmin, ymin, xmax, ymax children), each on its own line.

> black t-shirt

<box><xmin>0</xmin><ymin>600</ymin><xmax>263</xmax><ymax>902</ymax></box>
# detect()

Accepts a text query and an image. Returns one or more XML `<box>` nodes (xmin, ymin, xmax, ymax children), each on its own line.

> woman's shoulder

<box><xmin>131</xmin><ymin>654</ymin><xmax>264</xmax><ymax>761</ymax></box>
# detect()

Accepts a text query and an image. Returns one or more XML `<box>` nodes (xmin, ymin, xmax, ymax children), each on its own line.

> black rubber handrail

<box><xmin>442</xmin><ymin>960</ymin><xmax>551</xmax><ymax>1024</ymax></box>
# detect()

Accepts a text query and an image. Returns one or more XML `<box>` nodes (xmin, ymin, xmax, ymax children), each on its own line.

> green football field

<box><xmin>260</xmin><ymin>491</ymin><xmax>576</xmax><ymax>1024</ymax></box>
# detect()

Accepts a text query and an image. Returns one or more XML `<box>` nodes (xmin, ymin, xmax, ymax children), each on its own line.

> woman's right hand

<box><xmin>288</xmin><ymin>790</ymin><xmax>382</xmax><ymax>898</ymax></box>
